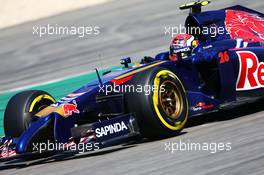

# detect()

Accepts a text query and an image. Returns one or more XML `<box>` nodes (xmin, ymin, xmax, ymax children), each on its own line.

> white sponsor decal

<box><xmin>95</xmin><ymin>121</ymin><xmax>128</xmax><ymax>138</ymax></box>
<box><xmin>236</xmin><ymin>51</ymin><xmax>264</xmax><ymax>91</ymax></box>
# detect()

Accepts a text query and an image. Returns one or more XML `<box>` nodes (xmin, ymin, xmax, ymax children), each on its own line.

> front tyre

<box><xmin>126</xmin><ymin>67</ymin><xmax>188</xmax><ymax>138</ymax></box>
<box><xmin>4</xmin><ymin>90</ymin><xmax>55</xmax><ymax>137</ymax></box>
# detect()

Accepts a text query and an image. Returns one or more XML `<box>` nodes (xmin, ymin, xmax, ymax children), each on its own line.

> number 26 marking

<box><xmin>219</xmin><ymin>51</ymin><xmax>230</xmax><ymax>64</ymax></box>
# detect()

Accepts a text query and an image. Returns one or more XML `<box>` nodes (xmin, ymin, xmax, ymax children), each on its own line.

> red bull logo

<box><xmin>236</xmin><ymin>51</ymin><xmax>264</xmax><ymax>91</ymax></box>
<box><xmin>62</xmin><ymin>100</ymin><xmax>80</xmax><ymax>117</ymax></box>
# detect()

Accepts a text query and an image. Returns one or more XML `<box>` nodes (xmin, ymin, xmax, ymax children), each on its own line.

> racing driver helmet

<box><xmin>169</xmin><ymin>34</ymin><xmax>198</xmax><ymax>61</ymax></box>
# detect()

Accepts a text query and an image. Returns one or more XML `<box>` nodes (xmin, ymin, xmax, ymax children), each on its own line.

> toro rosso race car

<box><xmin>1</xmin><ymin>1</ymin><xmax>264</xmax><ymax>159</ymax></box>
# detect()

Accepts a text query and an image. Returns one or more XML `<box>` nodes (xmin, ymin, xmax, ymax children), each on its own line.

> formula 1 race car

<box><xmin>1</xmin><ymin>1</ymin><xmax>264</xmax><ymax>160</ymax></box>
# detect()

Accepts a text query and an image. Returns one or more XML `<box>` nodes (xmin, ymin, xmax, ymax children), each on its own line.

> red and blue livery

<box><xmin>1</xmin><ymin>1</ymin><xmax>264</xmax><ymax>160</ymax></box>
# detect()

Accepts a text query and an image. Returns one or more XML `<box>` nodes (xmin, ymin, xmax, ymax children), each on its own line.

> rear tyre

<box><xmin>4</xmin><ymin>90</ymin><xmax>55</xmax><ymax>137</ymax></box>
<box><xmin>125</xmin><ymin>67</ymin><xmax>188</xmax><ymax>139</ymax></box>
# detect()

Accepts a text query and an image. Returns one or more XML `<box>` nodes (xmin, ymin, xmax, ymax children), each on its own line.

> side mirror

<box><xmin>120</xmin><ymin>57</ymin><xmax>131</xmax><ymax>68</ymax></box>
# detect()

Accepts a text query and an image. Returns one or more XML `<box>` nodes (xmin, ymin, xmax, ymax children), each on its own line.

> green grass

<box><xmin>0</xmin><ymin>66</ymin><xmax>120</xmax><ymax>136</ymax></box>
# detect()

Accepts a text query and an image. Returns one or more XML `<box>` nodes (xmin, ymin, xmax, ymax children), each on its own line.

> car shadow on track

<box><xmin>125</xmin><ymin>100</ymin><xmax>264</xmax><ymax>147</ymax></box>
<box><xmin>186</xmin><ymin>100</ymin><xmax>264</xmax><ymax>128</ymax></box>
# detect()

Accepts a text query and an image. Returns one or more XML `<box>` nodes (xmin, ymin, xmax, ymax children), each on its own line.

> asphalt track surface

<box><xmin>1</xmin><ymin>0</ymin><xmax>264</xmax><ymax>174</ymax></box>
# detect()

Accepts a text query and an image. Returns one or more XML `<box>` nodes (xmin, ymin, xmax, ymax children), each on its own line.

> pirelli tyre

<box><xmin>125</xmin><ymin>67</ymin><xmax>188</xmax><ymax>138</ymax></box>
<box><xmin>4</xmin><ymin>90</ymin><xmax>55</xmax><ymax>137</ymax></box>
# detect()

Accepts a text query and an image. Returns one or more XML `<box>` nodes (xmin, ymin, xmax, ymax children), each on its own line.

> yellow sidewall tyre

<box><xmin>125</xmin><ymin>67</ymin><xmax>188</xmax><ymax>139</ymax></box>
